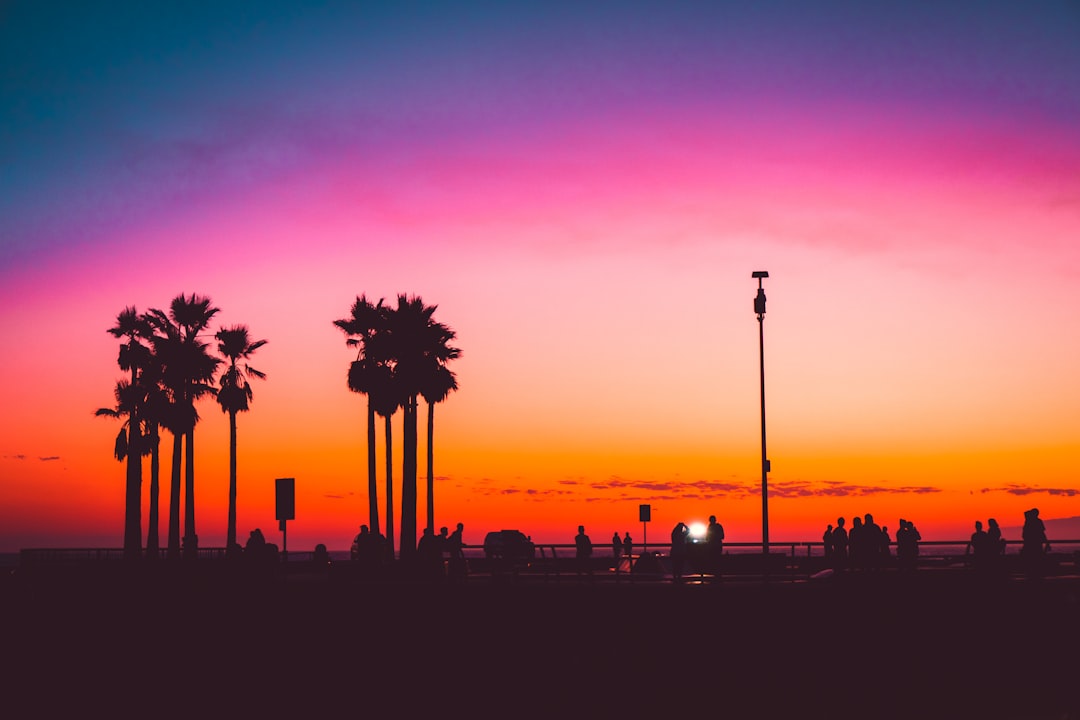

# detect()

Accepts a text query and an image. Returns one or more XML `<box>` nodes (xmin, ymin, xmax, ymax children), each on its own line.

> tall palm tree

<box><xmin>147</xmin><ymin>294</ymin><xmax>220</xmax><ymax>560</ymax></box>
<box><xmin>106</xmin><ymin>307</ymin><xmax>151</xmax><ymax>560</ymax></box>
<box><xmin>383</xmin><ymin>294</ymin><xmax>459</xmax><ymax>560</ymax></box>
<box><xmin>420</xmin><ymin>358</ymin><xmax>459</xmax><ymax>533</ymax></box>
<box><xmin>370</xmin><ymin>363</ymin><xmax>399</xmax><ymax>557</ymax></box>
<box><xmin>215</xmin><ymin>325</ymin><xmax>267</xmax><ymax>555</ymax></box>
<box><xmin>95</xmin><ymin>379</ymin><xmax>144</xmax><ymax>558</ymax></box>
<box><xmin>334</xmin><ymin>295</ymin><xmax>384</xmax><ymax>538</ymax></box>
<box><xmin>139</xmin><ymin>341</ymin><xmax>171</xmax><ymax>559</ymax></box>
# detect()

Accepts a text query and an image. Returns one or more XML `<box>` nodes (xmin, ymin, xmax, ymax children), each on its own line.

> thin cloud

<box><xmin>4</xmin><ymin>454</ymin><xmax>28</xmax><ymax>460</ymax></box>
<box><xmin>985</xmin><ymin>484</ymin><xmax>1080</xmax><ymax>497</ymax></box>
<box><xmin>38</xmin><ymin>456</ymin><xmax>61</xmax><ymax>462</ymax></box>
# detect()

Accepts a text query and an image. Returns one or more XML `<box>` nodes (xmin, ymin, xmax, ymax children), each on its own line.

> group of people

<box><xmin>670</xmin><ymin>515</ymin><xmax>725</xmax><ymax>581</ymax></box>
<box><xmin>965</xmin><ymin>518</ymin><xmax>1007</xmax><ymax>570</ymax></box>
<box><xmin>610</xmin><ymin>531</ymin><xmax>634</xmax><ymax>565</ymax></box>
<box><xmin>416</xmin><ymin>522</ymin><xmax>467</xmax><ymax>577</ymax></box>
<box><xmin>822</xmin><ymin>514</ymin><xmax>921</xmax><ymax>571</ymax></box>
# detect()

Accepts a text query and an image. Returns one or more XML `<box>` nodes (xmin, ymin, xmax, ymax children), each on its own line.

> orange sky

<box><xmin>2</xmin><ymin>2</ymin><xmax>1079</xmax><ymax>552</ymax></box>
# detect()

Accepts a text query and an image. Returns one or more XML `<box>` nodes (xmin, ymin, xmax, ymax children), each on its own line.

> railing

<box><xmin>17</xmin><ymin>540</ymin><xmax>1080</xmax><ymax>582</ymax></box>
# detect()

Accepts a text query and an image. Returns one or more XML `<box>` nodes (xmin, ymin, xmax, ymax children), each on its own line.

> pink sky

<box><xmin>1</xmin><ymin>2</ymin><xmax>1078</xmax><ymax>552</ymax></box>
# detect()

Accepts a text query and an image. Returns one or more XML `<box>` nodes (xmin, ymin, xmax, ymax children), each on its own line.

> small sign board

<box><xmin>639</xmin><ymin>504</ymin><xmax>651</xmax><ymax>522</ymax></box>
<box><xmin>275</xmin><ymin>478</ymin><xmax>295</xmax><ymax>521</ymax></box>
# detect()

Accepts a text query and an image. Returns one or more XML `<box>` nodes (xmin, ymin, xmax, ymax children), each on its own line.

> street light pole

<box><xmin>752</xmin><ymin>271</ymin><xmax>770</xmax><ymax>556</ymax></box>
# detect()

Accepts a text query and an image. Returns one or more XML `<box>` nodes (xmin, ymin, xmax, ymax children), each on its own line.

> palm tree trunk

<box><xmin>400</xmin><ymin>396</ymin><xmax>417</xmax><ymax>560</ymax></box>
<box><xmin>183</xmin><ymin>427</ymin><xmax>197</xmax><ymax>559</ymax></box>
<box><xmin>426</xmin><ymin>399</ymin><xmax>434</xmax><ymax>533</ymax></box>
<box><xmin>124</xmin><ymin>419</ymin><xmax>143</xmax><ymax>561</ymax></box>
<box><xmin>367</xmin><ymin>398</ymin><xmax>379</xmax><ymax>536</ymax></box>
<box><xmin>168</xmin><ymin>431</ymin><xmax>182</xmax><ymax>559</ymax></box>
<box><xmin>146</xmin><ymin>424</ymin><xmax>160</xmax><ymax>559</ymax></box>
<box><xmin>384</xmin><ymin>414</ymin><xmax>394</xmax><ymax>558</ymax></box>
<box><xmin>227</xmin><ymin>409</ymin><xmax>238</xmax><ymax>553</ymax></box>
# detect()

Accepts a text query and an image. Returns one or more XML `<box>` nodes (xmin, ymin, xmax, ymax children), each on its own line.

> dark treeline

<box><xmin>98</xmin><ymin>291</ymin><xmax>460</xmax><ymax>566</ymax></box>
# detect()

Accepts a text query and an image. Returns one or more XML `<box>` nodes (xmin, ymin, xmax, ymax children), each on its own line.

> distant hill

<box><xmin>1000</xmin><ymin>515</ymin><xmax>1080</xmax><ymax>542</ymax></box>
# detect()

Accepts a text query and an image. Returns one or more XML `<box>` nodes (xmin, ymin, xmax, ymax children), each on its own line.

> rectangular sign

<box><xmin>275</xmin><ymin>478</ymin><xmax>295</xmax><ymax>521</ymax></box>
<box><xmin>639</xmin><ymin>504</ymin><xmax>651</xmax><ymax>522</ymax></box>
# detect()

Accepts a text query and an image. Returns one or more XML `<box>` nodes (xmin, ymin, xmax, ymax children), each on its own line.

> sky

<box><xmin>2</xmin><ymin>0</ymin><xmax>1079</xmax><ymax>553</ymax></box>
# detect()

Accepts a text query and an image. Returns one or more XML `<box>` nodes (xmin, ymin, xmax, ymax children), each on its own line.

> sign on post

<box><xmin>275</xmin><ymin>478</ymin><xmax>295</xmax><ymax>556</ymax></box>
<box><xmin>639</xmin><ymin>504</ymin><xmax>651</xmax><ymax>553</ymax></box>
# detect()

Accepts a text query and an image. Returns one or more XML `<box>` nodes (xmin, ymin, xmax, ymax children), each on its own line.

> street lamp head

<box><xmin>752</xmin><ymin>271</ymin><xmax>769</xmax><ymax>279</ymax></box>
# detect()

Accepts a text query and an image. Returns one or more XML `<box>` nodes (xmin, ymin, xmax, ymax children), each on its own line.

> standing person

<box><xmin>670</xmin><ymin>522</ymin><xmax>689</xmax><ymax>583</ymax></box>
<box><xmin>612</xmin><ymin>532</ymin><xmax>623</xmax><ymax>572</ymax></box>
<box><xmin>447</xmin><ymin>522</ymin><xmax>466</xmax><ymax>579</ymax></box>
<box><xmin>1021</xmin><ymin>508</ymin><xmax>1050</xmax><ymax>579</ymax></box>
<box><xmin>575</xmin><ymin>525</ymin><xmax>593</xmax><ymax>578</ymax></box>
<box><xmin>706</xmin><ymin>514</ymin><xmax>725</xmax><ymax>578</ymax></box>
<box><xmin>832</xmin><ymin>517</ymin><xmax>848</xmax><ymax>571</ymax></box>
<box><xmin>987</xmin><ymin>518</ymin><xmax>1005</xmax><ymax>555</ymax></box>
<box><xmin>622</xmin><ymin>532</ymin><xmax>633</xmax><ymax>560</ymax></box>
<box><xmin>895</xmin><ymin>520</ymin><xmax>912</xmax><ymax>571</ymax></box>
<box><xmin>822</xmin><ymin>524</ymin><xmax>834</xmax><ymax>563</ymax></box>
<box><xmin>966</xmin><ymin>520</ymin><xmax>990</xmax><ymax>572</ymax></box>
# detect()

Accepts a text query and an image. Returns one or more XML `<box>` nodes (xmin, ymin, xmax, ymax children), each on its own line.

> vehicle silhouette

<box><xmin>483</xmin><ymin>530</ymin><xmax>536</xmax><ymax>562</ymax></box>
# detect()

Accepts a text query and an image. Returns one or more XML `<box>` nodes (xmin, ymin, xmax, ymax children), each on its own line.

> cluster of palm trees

<box><xmin>334</xmin><ymin>294</ymin><xmax>459</xmax><ymax>562</ymax></box>
<box><xmin>97</xmin><ymin>294</ymin><xmax>266</xmax><ymax>560</ymax></box>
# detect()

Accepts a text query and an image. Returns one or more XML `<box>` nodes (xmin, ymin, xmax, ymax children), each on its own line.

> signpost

<box><xmin>639</xmin><ymin>504</ymin><xmax>651</xmax><ymax>554</ymax></box>
<box><xmin>275</xmin><ymin>478</ymin><xmax>295</xmax><ymax>559</ymax></box>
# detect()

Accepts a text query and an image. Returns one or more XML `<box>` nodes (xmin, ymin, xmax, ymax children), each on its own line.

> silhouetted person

<box><xmin>987</xmin><ymin>518</ymin><xmax>1005</xmax><ymax>555</ymax></box>
<box><xmin>438</xmin><ymin>526</ymin><xmax>449</xmax><ymax>553</ymax></box>
<box><xmin>832</xmin><ymin>517</ymin><xmax>848</xmax><ymax>571</ymax></box>
<box><xmin>849</xmin><ymin>515</ymin><xmax>865</xmax><ymax>570</ymax></box>
<box><xmin>447</xmin><ymin>522</ymin><xmax>466</xmax><ymax>579</ymax></box>
<box><xmin>706</xmin><ymin>514</ymin><xmax>725</xmax><ymax>578</ymax></box>
<box><xmin>880</xmin><ymin>525</ymin><xmax>891</xmax><ymax>562</ymax></box>
<box><xmin>1021</xmin><ymin>508</ymin><xmax>1050</xmax><ymax>579</ymax></box>
<box><xmin>417</xmin><ymin>527</ymin><xmax>443</xmax><ymax>579</ymax></box>
<box><xmin>862</xmin><ymin>513</ymin><xmax>883</xmax><ymax>570</ymax></box>
<box><xmin>313</xmin><ymin>543</ymin><xmax>330</xmax><ymax>567</ymax></box>
<box><xmin>245</xmin><ymin>528</ymin><xmax>266</xmax><ymax>557</ymax></box>
<box><xmin>670</xmin><ymin>522</ymin><xmax>689</xmax><ymax>582</ymax></box>
<box><xmin>822</xmin><ymin>524</ymin><xmax>834</xmax><ymax>562</ymax></box>
<box><xmin>575</xmin><ymin>525</ymin><xmax>593</xmax><ymax>578</ymax></box>
<box><xmin>966</xmin><ymin>520</ymin><xmax>990</xmax><ymax>573</ymax></box>
<box><xmin>622</xmin><ymin>532</ymin><xmax>632</xmax><ymax>560</ymax></box>
<box><xmin>611</xmin><ymin>532</ymin><xmax>623</xmax><ymax>573</ymax></box>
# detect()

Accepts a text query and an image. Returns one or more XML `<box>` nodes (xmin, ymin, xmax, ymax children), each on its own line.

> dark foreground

<box><xmin>3</xmin><ymin>567</ymin><xmax>1078</xmax><ymax>719</ymax></box>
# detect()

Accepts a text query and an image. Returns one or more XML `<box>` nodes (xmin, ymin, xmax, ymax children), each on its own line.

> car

<box><xmin>483</xmin><ymin>529</ymin><xmax>536</xmax><ymax>562</ymax></box>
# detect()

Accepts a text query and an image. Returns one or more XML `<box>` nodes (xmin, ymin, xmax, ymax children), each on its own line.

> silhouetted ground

<box><xmin>3</xmin><ymin>566</ymin><xmax>1078</xmax><ymax>719</ymax></box>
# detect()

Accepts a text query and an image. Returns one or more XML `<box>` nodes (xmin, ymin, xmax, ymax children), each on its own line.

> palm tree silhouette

<box><xmin>215</xmin><ymin>325</ymin><xmax>267</xmax><ymax>556</ymax></box>
<box><xmin>106</xmin><ymin>307</ymin><xmax>151</xmax><ymax>560</ymax></box>
<box><xmin>383</xmin><ymin>294</ymin><xmax>459</xmax><ymax>560</ymax></box>
<box><xmin>95</xmin><ymin>379</ymin><xmax>145</xmax><ymax>559</ymax></box>
<box><xmin>139</xmin><ymin>342</ymin><xmax>171</xmax><ymax>559</ymax></box>
<box><xmin>420</xmin><ymin>345</ymin><xmax>460</xmax><ymax>533</ymax></box>
<box><xmin>147</xmin><ymin>294</ymin><xmax>221</xmax><ymax>559</ymax></box>
<box><xmin>334</xmin><ymin>295</ymin><xmax>385</xmax><ymax>538</ymax></box>
<box><xmin>370</xmin><ymin>363</ymin><xmax>399</xmax><ymax>557</ymax></box>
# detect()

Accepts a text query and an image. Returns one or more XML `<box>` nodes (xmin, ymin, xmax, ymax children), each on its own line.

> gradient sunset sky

<box><xmin>2</xmin><ymin>1</ymin><xmax>1078</xmax><ymax>553</ymax></box>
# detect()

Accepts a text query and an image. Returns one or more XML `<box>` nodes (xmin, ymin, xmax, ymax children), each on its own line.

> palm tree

<box><xmin>370</xmin><ymin>363</ymin><xmax>399</xmax><ymax>557</ymax></box>
<box><xmin>383</xmin><ymin>294</ymin><xmax>459</xmax><ymax>560</ymax></box>
<box><xmin>147</xmin><ymin>294</ymin><xmax>220</xmax><ymax>560</ymax></box>
<box><xmin>106</xmin><ymin>307</ymin><xmax>151</xmax><ymax>560</ymax></box>
<box><xmin>334</xmin><ymin>295</ymin><xmax>384</xmax><ymax>538</ymax></box>
<box><xmin>215</xmin><ymin>325</ymin><xmax>267</xmax><ymax>555</ymax></box>
<box><xmin>420</xmin><ymin>357</ymin><xmax>459</xmax><ymax>533</ymax></box>
<box><xmin>139</xmin><ymin>342</ymin><xmax>171</xmax><ymax>559</ymax></box>
<box><xmin>95</xmin><ymin>379</ymin><xmax>144</xmax><ymax>558</ymax></box>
